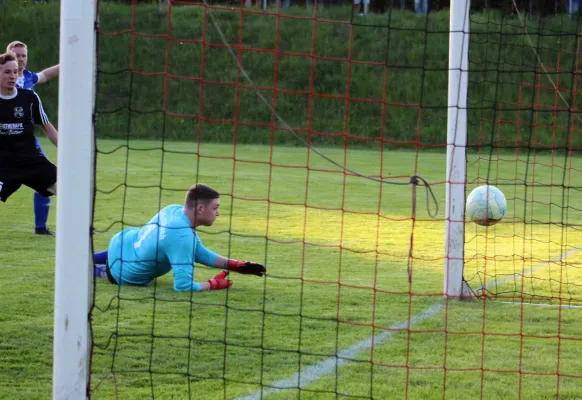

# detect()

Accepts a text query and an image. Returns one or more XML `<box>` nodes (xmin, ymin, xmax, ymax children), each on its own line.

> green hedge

<box><xmin>1</xmin><ymin>1</ymin><xmax>581</xmax><ymax>149</ymax></box>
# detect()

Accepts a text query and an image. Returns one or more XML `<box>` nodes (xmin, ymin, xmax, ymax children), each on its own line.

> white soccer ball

<box><xmin>465</xmin><ymin>185</ymin><xmax>507</xmax><ymax>226</ymax></box>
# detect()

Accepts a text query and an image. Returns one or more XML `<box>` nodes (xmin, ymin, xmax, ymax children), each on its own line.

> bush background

<box><xmin>0</xmin><ymin>0</ymin><xmax>580</xmax><ymax>149</ymax></box>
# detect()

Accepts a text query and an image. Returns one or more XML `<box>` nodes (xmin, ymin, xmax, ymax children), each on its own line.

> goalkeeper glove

<box><xmin>208</xmin><ymin>271</ymin><xmax>232</xmax><ymax>290</ymax></box>
<box><xmin>227</xmin><ymin>259</ymin><xmax>266</xmax><ymax>277</ymax></box>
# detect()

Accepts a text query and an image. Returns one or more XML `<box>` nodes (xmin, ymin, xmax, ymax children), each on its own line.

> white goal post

<box><xmin>444</xmin><ymin>0</ymin><xmax>470</xmax><ymax>297</ymax></box>
<box><xmin>52</xmin><ymin>0</ymin><xmax>97</xmax><ymax>398</ymax></box>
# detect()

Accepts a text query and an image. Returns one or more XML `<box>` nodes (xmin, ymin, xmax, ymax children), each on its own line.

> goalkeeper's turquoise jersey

<box><xmin>107</xmin><ymin>204</ymin><xmax>219</xmax><ymax>291</ymax></box>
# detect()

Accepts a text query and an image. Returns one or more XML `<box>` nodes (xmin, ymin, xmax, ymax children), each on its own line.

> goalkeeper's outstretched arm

<box><xmin>194</xmin><ymin>234</ymin><xmax>266</xmax><ymax>277</ymax></box>
<box><xmin>199</xmin><ymin>271</ymin><xmax>232</xmax><ymax>291</ymax></box>
<box><xmin>172</xmin><ymin>183</ymin><xmax>267</xmax><ymax>291</ymax></box>
<box><xmin>166</xmin><ymin>240</ymin><xmax>248</xmax><ymax>292</ymax></box>
<box><xmin>188</xmin><ymin>257</ymin><xmax>265</xmax><ymax>292</ymax></box>
<box><xmin>171</xmin><ymin>256</ymin><xmax>233</xmax><ymax>291</ymax></box>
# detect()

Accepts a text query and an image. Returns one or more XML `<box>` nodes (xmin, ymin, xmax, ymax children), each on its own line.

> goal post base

<box><xmin>459</xmin><ymin>278</ymin><xmax>475</xmax><ymax>300</ymax></box>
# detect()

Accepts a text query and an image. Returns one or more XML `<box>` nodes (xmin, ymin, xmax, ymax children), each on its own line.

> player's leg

<box><xmin>34</xmin><ymin>191</ymin><xmax>52</xmax><ymax>234</ymax></box>
<box><xmin>94</xmin><ymin>264</ymin><xmax>108</xmax><ymax>279</ymax></box>
<box><xmin>21</xmin><ymin>156</ymin><xmax>57</xmax><ymax>211</ymax></box>
<box><xmin>94</xmin><ymin>262</ymin><xmax>118</xmax><ymax>285</ymax></box>
<box><xmin>0</xmin><ymin>175</ymin><xmax>23</xmax><ymax>203</ymax></box>
<box><xmin>46</xmin><ymin>183</ymin><xmax>56</xmax><ymax>195</ymax></box>
<box><xmin>94</xmin><ymin>250</ymin><xmax>108</xmax><ymax>264</ymax></box>
<box><xmin>33</xmin><ymin>138</ymin><xmax>53</xmax><ymax>235</ymax></box>
<box><xmin>93</xmin><ymin>250</ymin><xmax>117</xmax><ymax>282</ymax></box>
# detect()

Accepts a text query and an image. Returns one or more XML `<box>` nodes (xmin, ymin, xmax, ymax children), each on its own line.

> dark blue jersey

<box><xmin>0</xmin><ymin>89</ymin><xmax>49</xmax><ymax>157</ymax></box>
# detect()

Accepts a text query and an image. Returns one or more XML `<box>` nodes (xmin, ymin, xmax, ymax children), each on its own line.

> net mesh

<box><xmin>89</xmin><ymin>1</ymin><xmax>582</xmax><ymax>398</ymax></box>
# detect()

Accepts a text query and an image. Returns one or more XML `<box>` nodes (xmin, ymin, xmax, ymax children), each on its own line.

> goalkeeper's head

<box><xmin>184</xmin><ymin>183</ymin><xmax>220</xmax><ymax>228</ymax></box>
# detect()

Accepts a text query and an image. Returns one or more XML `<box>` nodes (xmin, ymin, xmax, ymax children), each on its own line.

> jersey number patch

<box><xmin>134</xmin><ymin>224</ymin><xmax>157</xmax><ymax>249</ymax></box>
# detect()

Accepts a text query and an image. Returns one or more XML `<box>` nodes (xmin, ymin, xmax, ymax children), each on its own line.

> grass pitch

<box><xmin>1</xmin><ymin>139</ymin><xmax>582</xmax><ymax>399</ymax></box>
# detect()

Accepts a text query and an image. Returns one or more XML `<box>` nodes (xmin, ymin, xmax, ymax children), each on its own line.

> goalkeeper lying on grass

<box><xmin>93</xmin><ymin>183</ymin><xmax>265</xmax><ymax>291</ymax></box>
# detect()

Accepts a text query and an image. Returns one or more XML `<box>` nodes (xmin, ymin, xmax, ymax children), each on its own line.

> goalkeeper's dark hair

<box><xmin>185</xmin><ymin>183</ymin><xmax>220</xmax><ymax>209</ymax></box>
<box><xmin>0</xmin><ymin>52</ymin><xmax>16</xmax><ymax>65</ymax></box>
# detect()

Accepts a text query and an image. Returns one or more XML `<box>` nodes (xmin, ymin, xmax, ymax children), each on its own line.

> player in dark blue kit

<box><xmin>93</xmin><ymin>184</ymin><xmax>266</xmax><ymax>292</ymax></box>
<box><xmin>0</xmin><ymin>53</ymin><xmax>59</xmax><ymax>204</ymax></box>
<box><xmin>7</xmin><ymin>41</ymin><xmax>60</xmax><ymax>235</ymax></box>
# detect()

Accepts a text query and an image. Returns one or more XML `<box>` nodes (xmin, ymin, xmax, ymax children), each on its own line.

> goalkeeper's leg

<box><xmin>93</xmin><ymin>251</ymin><xmax>116</xmax><ymax>283</ymax></box>
<box><xmin>94</xmin><ymin>250</ymin><xmax>108</xmax><ymax>264</ymax></box>
<box><xmin>94</xmin><ymin>264</ymin><xmax>108</xmax><ymax>279</ymax></box>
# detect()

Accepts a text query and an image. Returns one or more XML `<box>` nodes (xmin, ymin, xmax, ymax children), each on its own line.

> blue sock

<box><xmin>94</xmin><ymin>251</ymin><xmax>108</xmax><ymax>265</ymax></box>
<box><xmin>94</xmin><ymin>264</ymin><xmax>107</xmax><ymax>279</ymax></box>
<box><xmin>34</xmin><ymin>192</ymin><xmax>51</xmax><ymax>229</ymax></box>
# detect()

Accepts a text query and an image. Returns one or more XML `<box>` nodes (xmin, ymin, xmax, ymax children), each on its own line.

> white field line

<box><xmin>499</xmin><ymin>301</ymin><xmax>582</xmax><ymax>309</ymax></box>
<box><xmin>235</xmin><ymin>245</ymin><xmax>581</xmax><ymax>400</ymax></box>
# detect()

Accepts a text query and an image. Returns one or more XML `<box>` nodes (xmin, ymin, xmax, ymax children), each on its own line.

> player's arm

<box><xmin>40</xmin><ymin>123</ymin><xmax>58</xmax><ymax>147</ymax></box>
<box><xmin>193</xmin><ymin>235</ymin><xmax>266</xmax><ymax>277</ymax></box>
<box><xmin>199</xmin><ymin>271</ymin><xmax>231</xmax><ymax>291</ymax></box>
<box><xmin>165</xmin><ymin>230</ymin><xmax>231</xmax><ymax>292</ymax></box>
<box><xmin>32</xmin><ymin>92</ymin><xmax>58</xmax><ymax>147</ymax></box>
<box><xmin>36</xmin><ymin>64</ymin><xmax>59</xmax><ymax>84</ymax></box>
<box><xmin>224</xmin><ymin>257</ymin><xmax>266</xmax><ymax>276</ymax></box>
